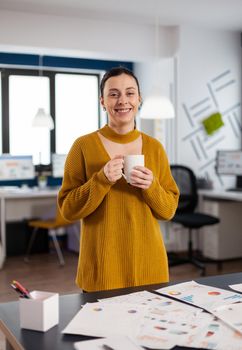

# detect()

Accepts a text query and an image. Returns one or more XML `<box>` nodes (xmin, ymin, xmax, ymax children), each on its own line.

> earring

<box><xmin>103</xmin><ymin>107</ymin><xmax>106</xmax><ymax>112</ymax></box>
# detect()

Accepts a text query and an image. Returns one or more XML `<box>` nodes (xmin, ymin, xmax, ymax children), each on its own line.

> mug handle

<box><xmin>121</xmin><ymin>173</ymin><xmax>127</xmax><ymax>180</ymax></box>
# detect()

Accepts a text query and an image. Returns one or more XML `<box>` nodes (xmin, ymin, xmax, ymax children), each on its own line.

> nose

<box><xmin>117</xmin><ymin>94</ymin><xmax>128</xmax><ymax>105</ymax></box>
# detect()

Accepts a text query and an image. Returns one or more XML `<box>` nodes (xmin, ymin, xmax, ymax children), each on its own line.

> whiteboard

<box><xmin>216</xmin><ymin>150</ymin><xmax>242</xmax><ymax>176</ymax></box>
<box><xmin>0</xmin><ymin>155</ymin><xmax>35</xmax><ymax>181</ymax></box>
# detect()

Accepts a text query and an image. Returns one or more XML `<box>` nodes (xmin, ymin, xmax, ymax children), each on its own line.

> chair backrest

<box><xmin>171</xmin><ymin>165</ymin><xmax>198</xmax><ymax>214</ymax></box>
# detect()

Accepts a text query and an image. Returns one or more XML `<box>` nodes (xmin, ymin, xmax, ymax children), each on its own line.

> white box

<box><xmin>19</xmin><ymin>291</ymin><xmax>59</xmax><ymax>332</ymax></box>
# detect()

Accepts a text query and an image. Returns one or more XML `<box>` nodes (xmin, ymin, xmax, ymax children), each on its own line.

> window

<box><xmin>0</xmin><ymin>71</ymin><xmax>2</xmax><ymax>154</ymax></box>
<box><xmin>9</xmin><ymin>75</ymin><xmax>50</xmax><ymax>164</ymax></box>
<box><xmin>1</xmin><ymin>68</ymin><xmax>100</xmax><ymax>164</ymax></box>
<box><xmin>55</xmin><ymin>73</ymin><xmax>99</xmax><ymax>154</ymax></box>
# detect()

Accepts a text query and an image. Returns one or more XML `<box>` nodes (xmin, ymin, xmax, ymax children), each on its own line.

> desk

<box><xmin>0</xmin><ymin>272</ymin><xmax>242</xmax><ymax>350</ymax></box>
<box><xmin>199</xmin><ymin>189</ymin><xmax>242</xmax><ymax>260</ymax></box>
<box><xmin>199</xmin><ymin>189</ymin><xmax>242</xmax><ymax>202</ymax></box>
<box><xmin>0</xmin><ymin>187</ymin><xmax>59</xmax><ymax>269</ymax></box>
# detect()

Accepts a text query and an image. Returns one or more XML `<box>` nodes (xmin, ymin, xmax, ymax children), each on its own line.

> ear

<box><xmin>100</xmin><ymin>96</ymin><xmax>105</xmax><ymax>108</ymax></box>
<box><xmin>138</xmin><ymin>96</ymin><xmax>143</xmax><ymax>109</ymax></box>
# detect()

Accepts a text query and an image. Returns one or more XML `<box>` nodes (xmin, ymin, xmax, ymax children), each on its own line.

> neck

<box><xmin>108</xmin><ymin>121</ymin><xmax>135</xmax><ymax>135</ymax></box>
<box><xmin>98</xmin><ymin>124</ymin><xmax>140</xmax><ymax>144</ymax></box>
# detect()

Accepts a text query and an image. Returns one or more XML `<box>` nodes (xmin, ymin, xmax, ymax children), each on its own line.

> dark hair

<box><xmin>100</xmin><ymin>66</ymin><xmax>141</xmax><ymax>97</ymax></box>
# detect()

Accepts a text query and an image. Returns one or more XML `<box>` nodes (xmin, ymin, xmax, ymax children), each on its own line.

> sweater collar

<box><xmin>98</xmin><ymin>124</ymin><xmax>140</xmax><ymax>144</ymax></box>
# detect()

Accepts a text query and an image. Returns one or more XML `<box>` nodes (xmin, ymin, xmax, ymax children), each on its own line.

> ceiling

<box><xmin>1</xmin><ymin>0</ymin><xmax>242</xmax><ymax>30</ymax></box>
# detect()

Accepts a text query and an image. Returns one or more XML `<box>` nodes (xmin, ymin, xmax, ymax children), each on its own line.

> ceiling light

<box><xmin>32</xmin><ymin>108</ymin><xmax>54</xmax><ymax>130</ymax></box>
<box><xmin>139</xmin><ymin>16</ymin><xmax>175</xmax><ymax>120</ymax></box>
<box><xmin>139</xmin><ymin>93</ymin><xmax>175</xmax><ymax>119</ymax></box>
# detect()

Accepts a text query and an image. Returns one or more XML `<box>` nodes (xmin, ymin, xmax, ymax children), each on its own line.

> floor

<box><xmin>1</xmin><ymin>250</ymin><xmax>242</xmax><ymax>303</ymax></box>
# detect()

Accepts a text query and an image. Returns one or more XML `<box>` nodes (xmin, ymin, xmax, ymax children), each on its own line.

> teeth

<box><xmin>116</xmin><ymin>109</ymin><xmax>130</xmax><ymax>112</ymax></box>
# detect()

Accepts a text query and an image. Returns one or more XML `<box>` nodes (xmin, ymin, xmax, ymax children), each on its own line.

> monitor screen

<box><xmin>52</xmin><ymin>154</ymin><xmax>67</xmax><ymax>178</ymax></box>
<box><xmin>216</xmin><ymin>150</ymin><xmax>242</xmax><ymax>176</ymax></box>
<box><xmin>0</xmin><ymin>155</ymin><xmax>35</xmax><ymax>181</ymax></box>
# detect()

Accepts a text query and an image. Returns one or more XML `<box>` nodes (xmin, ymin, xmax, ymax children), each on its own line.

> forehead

<box><xmin>104</xmin><ymin>73</ymin><xmax>138</xmax><ymax>91</ymax></box>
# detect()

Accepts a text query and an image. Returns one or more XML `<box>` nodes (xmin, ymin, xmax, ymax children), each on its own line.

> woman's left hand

<box><xmin>129</xmin><ymin>166</ymin><xmax>154</xmax><ymax>190</ymax></box>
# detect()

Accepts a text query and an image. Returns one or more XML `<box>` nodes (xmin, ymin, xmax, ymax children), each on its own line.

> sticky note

<box><xmin>202</xmin><ymin>112</ymin><xmax>224</xmax><ymax>135</ymax></box>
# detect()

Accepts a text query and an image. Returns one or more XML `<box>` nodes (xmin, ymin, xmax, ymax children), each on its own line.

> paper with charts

<box><xmin>155</xmin><ymin>280</ymin><xmax>242</xmax><ymax>311</ymax></box>
<box><xmin>229</xmin><ymin>283</ymin><xmax>242</xmax><ymax>293</ymax></box>
<box><xmin>63</xmin><ymin>286</ymin><xmax>242</xmax><ymax>350</ymax></box>
<box><xmin>74</xmin><ymin>335</ymin><xmax>143</xmax><ymax>350</ymax></box>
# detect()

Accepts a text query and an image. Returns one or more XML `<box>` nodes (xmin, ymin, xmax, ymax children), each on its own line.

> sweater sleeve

<box><xmin>58</xmin><ymin>138</ymin><xmax>113</xmax><ymax>221</ymax></box>
<box><xmin>142</xmin><ymin>143</ymin><xmax>179</xmax><ymax>221</ymax></box>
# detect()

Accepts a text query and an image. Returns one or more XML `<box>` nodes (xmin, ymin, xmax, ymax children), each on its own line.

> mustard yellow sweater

<box><xmin>58</xmin><ymin>125</ymin><xmax>179</xmax><ymax>291</ymax></box>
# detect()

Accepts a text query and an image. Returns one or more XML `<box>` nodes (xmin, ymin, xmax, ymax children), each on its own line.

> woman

<box><xmin>58</xmin><ymin>67</ymin><xmax>179</xmax><ymax>292</ymax></box>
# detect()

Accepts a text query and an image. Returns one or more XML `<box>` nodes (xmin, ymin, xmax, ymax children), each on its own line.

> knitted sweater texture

<box><xmin>58</xmin><ymin>126</ymin><xmax>179</xmax><ymax>291</ymax></box>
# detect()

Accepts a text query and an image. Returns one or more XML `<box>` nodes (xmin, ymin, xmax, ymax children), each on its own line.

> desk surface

<box><xmin>0</xmin><ymin>187</ymin><xmax>59</xmax><ymax>199</ymax></box>
<box><xmin>199</xmin><ymin>189</ymin><xmax>242</xmax><ymax>201</ymax></box>
<box><xmin>0</xmin><ymin>272</ymin><xmax>242</xmax><ymax>350</ymax></box>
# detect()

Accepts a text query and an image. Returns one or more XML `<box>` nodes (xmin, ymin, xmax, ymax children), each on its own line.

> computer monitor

<box><xmin>0</xmin><ymin>155</ymin><xmax>35</xmax><ymax>181</ymax></box>
<box><xmin>52</xmin><ymin>154</ymin><xmax>67</xmax><ymax>178</ymax></box>
<box><xmin>216</xmin><ymin>150</ymin><xmax>242</xmax><ymax>176</ymax></box>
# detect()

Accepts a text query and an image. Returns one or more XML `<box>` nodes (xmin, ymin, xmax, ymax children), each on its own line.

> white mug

<box><xmin>123</xmin><ymin>155</ymin><xmax>145</xmax><ymax>183</ymax></box>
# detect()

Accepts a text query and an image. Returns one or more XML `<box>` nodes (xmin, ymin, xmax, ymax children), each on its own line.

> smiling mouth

<box><xmin>115</xmin><ymin>108</ymin><xmax>132</xmax><ymax>113</ymax></box>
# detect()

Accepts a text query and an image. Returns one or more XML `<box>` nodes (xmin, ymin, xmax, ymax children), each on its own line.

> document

<box><xmin>212</xmin><ymin>302</ymin><xmax>242</xmax><ymax>334</ymax></box>
<box><xmin>155</xmin><ymin>280</ymin><xmax>242</xmax><ymax>311</ymax></box>
<box><xmin>63</xmin><ymin>286</ymin><xmax>242</xmax><ymax>350</ymax></box>
<box><xmin>183</xmin><ymin>311</ymin><xmax>242</xmax><ymax>350</ymax></box>
<box><xmin>74</xmin><ymin>335</ymin><xmax>143</xmax><ymax>350</ymax></box>
<box><xmin>229</xmin><ymin>283</ymin><xmax>242</xmax><ymax>293</ymax></box>
<box><xmin>62</xmin><ymin>301</ymin><xmax>147</xmax><ymax>338</ymax></box>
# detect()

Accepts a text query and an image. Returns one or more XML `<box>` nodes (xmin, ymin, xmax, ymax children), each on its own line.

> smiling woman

<box><xmin>58</xmin><ymin>66</ymin><xmax>179</xmax><ymax>293</ymax></box>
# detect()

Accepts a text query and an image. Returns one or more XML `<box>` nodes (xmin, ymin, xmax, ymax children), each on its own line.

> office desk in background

<box><xmin>0</xmin><ymin>187</ymin><xmax>59</xmax><ymax>269</ymax></box>
<box><xmin>0</xmin><ymin>272</ymin><xmax>242</xmax><ymax>350</ymax></box>
<box><xmin>199</xmin><ymin>189</ymin><xmax>242</xmax><ymax>260</ymax></box>
<box><xmin>199</xmin><ymin>189</ymin><xmax>242</xmax><ymax>202</ymax></box>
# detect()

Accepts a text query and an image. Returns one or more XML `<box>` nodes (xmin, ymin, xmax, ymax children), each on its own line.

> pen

<box><xmin>11</xmin><ymin>280</ymin><xmax>32</xmax><ymax>299</ymax></box>
<box><xmin>10</xmin><ymin>283</ymin><xmax>29</xmax><ymax>299</ymax></box>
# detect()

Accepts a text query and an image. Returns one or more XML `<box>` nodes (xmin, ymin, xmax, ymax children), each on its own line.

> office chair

<box><xmin>169</xmin><ymin>165</ymin><xmax>220</xmax><ymax>276</ymax></box>
<box><xmin>25</xmin><ymin>207</ymin><xmax>79</xmax><ymax>266</ymax></box>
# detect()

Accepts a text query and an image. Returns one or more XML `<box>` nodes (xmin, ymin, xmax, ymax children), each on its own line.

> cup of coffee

<box><xmin>123</xmin><ymin>155</ymin><xmax>144</xmax><ymax>183</ymax></box>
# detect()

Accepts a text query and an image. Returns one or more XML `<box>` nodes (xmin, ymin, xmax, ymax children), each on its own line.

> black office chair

<box><xmin>169</xmin><ymin>165</ymin><xmax>220</xmax><ymax>276</ymax></box>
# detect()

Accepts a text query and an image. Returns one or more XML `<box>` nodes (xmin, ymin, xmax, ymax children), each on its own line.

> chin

<box><xmin>118</xmin><ymin>118</ymin><xmax>134</xmax><ymax>125</ymax></box>
<box><xmin>117</xmin><ymin>113</ymin><xmax>135</xmax><ymax>120</ymax></box>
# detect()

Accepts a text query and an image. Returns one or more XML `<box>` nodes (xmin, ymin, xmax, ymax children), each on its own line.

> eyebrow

<box><xmin>108</xmin><ymin>87</ymin><xmax>136</xmax><ymax>91</ymax></box>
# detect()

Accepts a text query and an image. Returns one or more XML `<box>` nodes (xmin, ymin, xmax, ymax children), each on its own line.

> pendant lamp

<box><xmin>32</xmin><ymin>107</ymin><xmax>54</xmax><ymax>130</ymax></box>
<box><xmin>139</xmin><ymin>17</ymin><xmax>175</xmax><ymax>120</ymax></box>
<box><xmin>32</xmin><ymin>55</ymin><xmax>54</xmax><ymax>130</ymax></box>
<box><xmin>139</xmin><ymin>93</ymin><xmax>175</xmax><ymax>119</ymax></box>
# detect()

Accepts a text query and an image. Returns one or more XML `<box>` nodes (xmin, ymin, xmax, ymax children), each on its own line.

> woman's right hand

<box><xmin>103</xmin><ymin>155</ymin><xmax>124</xmax><ymax>183</ymax></box>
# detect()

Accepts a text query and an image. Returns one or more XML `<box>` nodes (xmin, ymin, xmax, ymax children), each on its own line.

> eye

<box><xmin>127</xmin><ymin>91</ymin><xmax>135</xmax><ymax>96</ymax></box>
<box><xmin>109</xmin><ymin>92</ymin><xmax>119</xmax><ymax>97</ymax></box>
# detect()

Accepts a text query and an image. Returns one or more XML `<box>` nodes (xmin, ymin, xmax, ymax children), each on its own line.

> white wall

<box><xmin>0</xmin><ymin>10</ymin><xmax>177</xmax><ymax>61</ymax></box>
<box><xmin>177</xmin><ymin>26</ymin><xmax>241</xmax><ymax>189</ymax></box>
